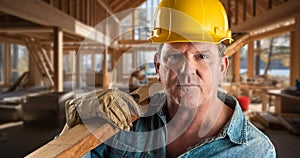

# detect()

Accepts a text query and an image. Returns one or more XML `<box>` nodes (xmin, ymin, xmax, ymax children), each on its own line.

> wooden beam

<box><xmin>269</xmin><ymin>0</ymin><xmax>273</xmax><ymax>9</ymax></box>
<box><xmin>252</xmin><ymin>0</ymin><xmax>256</xmax><ymax>17</ymax></box>
<box><xmin>53</xmin><ymin>27</ymin><xmax>63</xmax><ymax>92</ymax></box>
<box><xmin>232</xmin><ymin>50</ymin><xmax>241</xmax><ymax>83</ymax></box>
<box><xmin>243</xmin><ymin>0</ymin><xmax>247</xmax><ymax>21</ymax></box>
<box><xmin>0</xmin><ymin>27</ymin><xmax>53</xmax><ymax>33</ymax></box>
<box><xmin>112</xmin><ymin>0</ymin><xmax>128</xmax><ymax>13</ymax></box>
<box><xmin>235</xmin><ymin>0</ymin><xmax>239</xmax><ymax>24</ymax></box>
<box><xmin>25</xmin><ymin>81</ymin><xmax>158</xmax><ymax>158</ymax></box>
<box><xmin>5</xmin><ymin>43</ymin><xmax>11</xmax><ymax>85</ymax></box>
<box><xmin>290</xmin><ymin>31</ymin><xmax>295</xmax><ymax>86</ymax></box>
<box><xmin>87</xmin><ymin>0</ymin><xmax>91</xmax><ymax>26</ymax></box>
<box><xmin>102</xmin><ymin>46</ymin><xmax>108</xmax><ymax>89</ymax></box>
<box><xmin>0</xmin><ymin>35</ymin><xmax>24</xmax><ymax>45</ymax></box>
<box><xmin>232</xmin><ymin>0</ymin><xmax>300</xmax><ymax>32</ymax></box>
<box><xmin>118</xmin><ymin>40</ymin><xmax>150</xmax><ymax>45</ymax></box>
<box><xmin>225</xmin><ymin>33</ymin><xmax>251</xmax><ymax>57</ymax></box>
<box><xmin>96</xmin><ymin>0</ymin><xmax>120</xmax><ymax>23</ymax></box>
<box><xmin>0</xmin><ymin>0</ymin><xmax>111</xmax><ymax>45</ymax></box>
<box><xmin>247</xmin><ymin>41</ymin><xmax>255</xmax><ymax>78</ymax></box>
<box><xmin>251</xmin><ymin>24</ymin><xmax>295</xmax><ymax>41</ymax></box>
<box><xmin>109</xmin><ymin>0</ymin><xmax>123</xmax><ymax>9</ymax></box>
<box><xmin>25</xmin><ymin>123</ymin><xmax>119</xmax><ymax>158</ymax></box>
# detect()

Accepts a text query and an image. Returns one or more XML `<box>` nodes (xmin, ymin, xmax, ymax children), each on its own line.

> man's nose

<box><xmin>179</xmin><ymin>59</ymin><xmax>196</xmax><ymax>75</ymax></box>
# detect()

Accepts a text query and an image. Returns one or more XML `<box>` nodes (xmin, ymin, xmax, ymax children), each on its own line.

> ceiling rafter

<box><xmin>115</xmin><ymin>0</ymin><xmax>145</xmax><ymax>13</ymax></box>
<box><xmin>96</xmin><ymin>0</ymin><xmax>119</xmax><ymax>23</ymax></box>
<box><xmin>112</xmin><ymin>0</ymin><xmax>130</xmax><ymax>13</ymax></box>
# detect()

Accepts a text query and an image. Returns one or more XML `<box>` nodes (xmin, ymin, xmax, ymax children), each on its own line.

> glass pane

<box><xmin>11</xmin><ymin>44</ymin><xmax>28</xmax><ymax>83</ymax></box>
<box><xmin>0</xmin><ymin>43</ymin><xmax>5</xmax><ymax>85</ymax></box>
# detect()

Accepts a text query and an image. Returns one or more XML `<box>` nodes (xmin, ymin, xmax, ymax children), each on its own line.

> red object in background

<box><xmin>237</xmin><ymin>96</ymin><xmax>250</xmax><ymax>111</ymax></box>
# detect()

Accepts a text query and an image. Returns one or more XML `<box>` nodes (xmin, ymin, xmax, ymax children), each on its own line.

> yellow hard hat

<box><xmin>149</xmin><ymin>0</ymin><xmax>233</xmax><ymax>44</ymax></box>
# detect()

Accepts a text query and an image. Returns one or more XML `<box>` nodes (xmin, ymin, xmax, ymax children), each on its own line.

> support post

<box><xmin>53</xmin><ymin>27</ymin><xmax>63</xmax><ymax>92</ymax></box>
<box><xmin>247</xmin><ymin>41</ymin><xmax>255</xmax><ymax>78</ymax></box>
<box><xmin>232</xmin><ymin>50</ymin><xmax>241</xmax><ymax>83</ymax></box>
<box><xmin>5</xmin><ymin>43</ymin><xmax>11</xmax><ymax>85</ymax></box>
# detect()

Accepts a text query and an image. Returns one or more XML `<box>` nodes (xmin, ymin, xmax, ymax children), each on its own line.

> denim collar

<box><xmin>154</xmin><ymin>91</ymin><xmax>248</xmax><ymax>145</ymax></box>
<box><xmin>224</xmin><ymin>94</ymin><xmax>248</xmax><ymax>145</ymax></box>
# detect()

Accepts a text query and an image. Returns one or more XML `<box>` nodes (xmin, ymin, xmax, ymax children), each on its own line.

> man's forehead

<box><xmin>162</xmin><ymin>42</ymin><xmax>218</xmax><ymax>52</ymax></box>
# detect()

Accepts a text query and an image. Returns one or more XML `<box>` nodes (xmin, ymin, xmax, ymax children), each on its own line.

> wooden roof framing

<box><xmin>221</xmin><ymin>0</ymin><xmax>300</xmax><ymax>33</ymax></box>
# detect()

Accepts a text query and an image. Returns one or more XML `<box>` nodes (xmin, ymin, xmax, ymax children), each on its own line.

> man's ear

<box><xmin>220</xmin><ymin>56</ymin><xmax>229</xmax><ymax>81</ymax></box>
<box><xmin>154</xmin><ymin>54</ymin><xmax>160</xmax><ymax>74</ymax></box>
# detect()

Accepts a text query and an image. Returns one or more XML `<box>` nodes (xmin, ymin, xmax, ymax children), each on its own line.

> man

<box><xmin>63</xmin><ymin>0</ymin><xmax>276</xmax><ymax>157</ymax></box>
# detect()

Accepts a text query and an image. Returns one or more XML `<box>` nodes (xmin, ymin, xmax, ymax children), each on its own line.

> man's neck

<box><xmin>165</xmin><ymin>97</ymin><xmax>234</xmax><ymax>157</ymax></box>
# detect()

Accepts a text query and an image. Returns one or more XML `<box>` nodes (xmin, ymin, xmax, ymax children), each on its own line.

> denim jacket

<box><xmin>84</xmin><ymin>92</ymin><xmax>276</xmax><ymax>158</ymax></box>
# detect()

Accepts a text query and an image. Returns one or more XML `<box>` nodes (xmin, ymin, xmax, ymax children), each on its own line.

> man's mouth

<box><xmin>177</xmin><ymin>84</ymin><xmax>200</xmax><ymax>87</ymax></box>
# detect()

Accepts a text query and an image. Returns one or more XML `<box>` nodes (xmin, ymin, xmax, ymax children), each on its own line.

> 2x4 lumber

<box><xmin>247</xmin><ymin>41</ymin><xmax>255</xmax><ymax>78</ymax></box>
<box><xmin>290</xmin><ymin>31</ymin><xmax>295</xmax><ymax>86</ymax></box>
<box><xmin>25</xmin><ymin>123</ymin><xmax>120</xmax><ymax>158</ymax></box>
<box><xmin>76</xmin><ymin>0</ymin><xmax>80</xmax><ymax>20</ymax></box>
<box><xmin>243</xmin><ymin>0</ymin><xmax>247</xmax><ymax>21</ymax></box>
<box><xmin>118</xmin><ymin>40</ymin><xmax>149</xmax><ymax>45</ymax></box>
<box><xmin>25</xmin><ymin>81</ymin><xmax>157</xmax><ymax>158</ymax></box>
<box><xmin>87</xmin><ymin>0</ymin><xmax>91</xmax><ymax>26</ymax></box>
<box><xmin>0</xmin><ymin>27</ymin><xmax>52</xmax><ymax>33</ymax></box>
<box><xmin>5</xmin><ymin>43</ymin><xmax>11</xmax><ymax>85</ymax></box>
<box><xmin>102</xmin><ymin>46</ymin><xmax>108</xmax><ymax>89</ymax></box>
<box><xmin>232</xmin><ymin>50</ymin><xmax>241</xmax><ymax>83</ymax></box>
<box><xmin>96</xmin><ymin>0</ymin><xmax>119</xmax><ymax>23</ymax></box>
<box><xmin>235</xmin><ymin>0</ymin><xmax>239</xmax><ymax>24</ymax></box>
<box><xmin>232</xmin><ymin>0</ymin><xmax>300</xmax><ymax>32</ymax></box>
<box><xmin>225</xmin><ymin>33</ymin><xmax>251</xmax><ymax>57</ymax></box>
<box><xmin>53</xmin><ymin>27</ymin><xmax>63</xmax><ymax>92</ymax></box>
<box><xmin>0</xmin><ymin>36</ymin><xmax>24</xmax><ymax>45</ymax></box>
<box><xmin>112</xmin><ymin>0</ymin><xmax>128</xmax><ymax>13</ymax></box>
<box><xmin>252</xmin><ymin>0</ymin><xmax>256</xmax><ymax>17</ymax></box>
<box><xmin>251</xmin><ymin>24</ymin><xmax>295</xmax><ymax>41</ymax></box>
<box><xmin>109</xmin><ymin>0</ymin><xmax>123</xmax><ymax>9</ymax></box>
<box><xmin>0</xmin><ymin>0</ymin><xmax>111</xmax><ymax>45</ymax></box>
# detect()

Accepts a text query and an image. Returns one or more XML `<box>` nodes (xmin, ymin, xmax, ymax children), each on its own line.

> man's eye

<box><xmin>194</xmin><ymin>54</ymin><xmax>208</xmax><ymax>59</ymax></box>
<box><xmin>169</xmin><ymin>54</ymin><xmax>183</xmax><ymax>60</ymax></box>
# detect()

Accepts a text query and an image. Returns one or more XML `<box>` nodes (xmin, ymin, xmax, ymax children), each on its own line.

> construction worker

<box><xmin>62</xmin><ymin>0</ymin><xmax>276</xmax><ymax>157</ymax></box>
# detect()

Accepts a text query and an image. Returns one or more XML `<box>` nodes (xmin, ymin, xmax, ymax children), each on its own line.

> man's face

<box><xmin>154</xmin><ymin>42</ymin><xmax>228</xmax><ymax>108</ymax></box>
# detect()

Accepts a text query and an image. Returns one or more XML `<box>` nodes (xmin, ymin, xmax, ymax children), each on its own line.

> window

<box><xmin>11</xmin><ymin>44</ymin><xmax>28</xmax><ymax>83</ymax></box>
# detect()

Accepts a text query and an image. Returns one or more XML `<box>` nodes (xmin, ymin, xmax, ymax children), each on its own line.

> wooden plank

<box><xmin>112</xmin><ymin>0</ymin><xmax>128</xmax><ymax>13</ymax></box>
<box><xmin>232</xmin><ymin>0</ymin><xmax>300</xmax><ymax>32</ymax></box>
<box><xmin>243</xmin><ymin>0</ymin><xmax>247</xmax><ymax>21</ymax></box>
<box><xmin>5</xmin><ymin>43</ymin><xmax>11</xmax><ymax>85</ymax></box>
<box><xmin>25</xmin><ymin>81</ymin><xmax>162</xmax><ymax>158</ymax></box>
<box><xmin>290</xmin><ymin>31</ymin><xmax>295</xmax><ymax>86</ymax></box>
<box><xmin>25</xmin><ymin>123</ymin><xmax>119</xmax><ymax>158</ymax></box>
<box><xmin>225</xmin><ymin>33</ymin><xmax>251</xmax><ymax>57</ymax></box>
<box><xmin>252</xmin><ymin>0</ymin><xmax>256</xmax><ymax>17</ymax></box>
<box><xmin>75</xmin><ymin>51</ymin><xmax>80</xmax><ymax>89</ymax></box>
<box><xmin>118</xmin><ymin>40</ymin><xmax>150</xmax><ymax>45</ymax></box>
<box><xmin>0</xmin><ymin>27</ymin><xmax>53</xmax><ymax>33</ymax></box>
<box><xmin>96</xmin><ymin>0</ymin><xmax>120</xmax><ymax>23</ymax></box>
<box><xmin>232</xmin><ymin>50</ymin><xmax>241</xmax><ymax>82</ymax></box>
<box><xmin>235</xmin><ymin>0</ymin><xmax>239</xmax><ymax>24</ymax></box>
<box><xmin>87</xmin><ymin>0</ymin><xmax>90</xmax><ymax>25</ymax></box>
<box><xmin>102</xmin><ymin>46</ymin><xmax>108</xmax><ymax>89</ymax></box>
<box><xmin>294</xmin><ymin>15</ymin><xmax>300</xmax><ymax>85</ymax></box>
<box><xmin>53</xmin><ymin>27</ymin><xmax>63</xmax><ymax>92</ymax></box>
<box><xmin>0</xmin><ymin>36</ymin><xmax>24</xmax><ymax>45</ymax></box>
<box><xmin>247</xmin><ymin>41</ymin><xmax>254</xmax><ymax>78</ymax></box>
<box><xmin>251</xmin><ymin>24</ymin><xmax>295</xmax><ymax>41</ymax></box>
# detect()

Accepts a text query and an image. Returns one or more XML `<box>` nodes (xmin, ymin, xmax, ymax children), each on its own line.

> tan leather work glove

<box><xmin>65</xmin><ymin>89</ymin><xmax>142</xmax><ymax>131</ymax></box>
